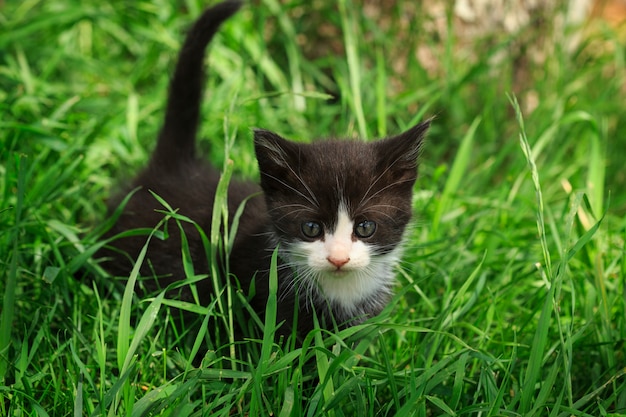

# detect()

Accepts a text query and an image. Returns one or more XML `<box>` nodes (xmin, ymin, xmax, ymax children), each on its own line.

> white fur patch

<box><xmin>288</xmin><ymin>205</ymin><xmax>399</xmax><ymax>312</ymax></box>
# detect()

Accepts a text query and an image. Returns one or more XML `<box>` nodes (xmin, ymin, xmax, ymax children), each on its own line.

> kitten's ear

<box><xmin>254</xmin><ymin>129</ymin><xmax>303</xmax><ymax>193</ymax></box>
<box><xmin>253</xmin><ymin>129</ymin><xmax>300</xmax><ymax>170</ymax></box>
<box><xmin>376</xmin><ymin>119</ymin><xmax>431</xmax><ymax>171</ymax></box>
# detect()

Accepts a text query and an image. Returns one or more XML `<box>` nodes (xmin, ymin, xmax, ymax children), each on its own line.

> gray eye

<box><xmin>355</xmin><ymin>220</ymin><xmax>376</xmax><ymax>238</ymax></box>
<box><xmin>301</xmin><ymin>221</ymin><xmax>322</xmax><ymax>238</ymax></box>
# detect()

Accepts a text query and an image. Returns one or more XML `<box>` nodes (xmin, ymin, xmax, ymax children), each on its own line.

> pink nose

<box><xmin>327</xmin><ymin>256</ymin><xmax>350</xmax><ymax>269</ymax></box>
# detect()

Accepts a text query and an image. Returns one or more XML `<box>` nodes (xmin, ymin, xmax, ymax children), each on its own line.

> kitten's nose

<box><xmin>327</xmin><ymin>256</ymin><xmax>350</xmax><ymax>269</ymax></box>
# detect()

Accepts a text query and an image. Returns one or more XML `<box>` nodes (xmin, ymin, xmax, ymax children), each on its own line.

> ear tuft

<box><xmin>253</xmin><ymin>129</ymin><xmax>288</xmax><ymax>168</ymax></box>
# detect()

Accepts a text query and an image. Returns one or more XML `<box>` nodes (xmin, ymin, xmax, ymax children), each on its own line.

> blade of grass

<box><xmin>250</xmin><ymin>248</ymin><xmax>279</xmax><ymax>416</ymax></box>
<box><xmin>116</xmin><ymin>221</ymin><xmax>165</xmax><ymax>371</ymax></box>
<box><xmin>379</xmin><ymin>340</ymin><xmax>400</xmax><ymax>411</ymax></box>
<box><xmin>91</xmin><ymin>283</ymin><xmax>108</xmax><ymax>412</ymax></box>
<box><xmin>449</xmin><ymin>351</ymin><xmax>469</xmax><ymax>411</ymax></box>
<box><xmin>209</xmin><ymin>158</ymin><xmax>236</xmax><ymax>367</ymax></box>
<box><xmin>509</xmin><ymin>94</ymin><xmax>556</xmax><ymax>414</ymax></box>
<box><xmin>90</xmin><ymin>363</ymin><xmax>137</xmax><ymax>417</ymax></box>
<box><xmin>0</xmin><ymin>154</ymin><xmax>26</xmax><ymax>381</ymax></box>
<box><xmin>338</xmin><ymin>0</ymin><xmax>367</xmax><ymax>138</ymax></box>
<box><xmin>262</xmin><ymin>0</ymin><xmax>305</xmax><ymax>111</ymax></box>
<box><xmin>441</xmin><ymin>252</ymin><xmax>486</xmax><ymax>329</ymax></box>
<box><xmin>375</xmin><ymin>47</ymin><xmax>387</xmax><ymax>138</ymax></box>
<box><xmin>120</xmin><ymin>292</ymin><xmax>164</xmax><ymax>375</ymax></box>
<box><xmin>114</xmin><ymin>214</ymin><xmax>169</xmax><ymax>415</ymax></box>
<box><xmin>509</xmin><ymin>94</ymin><xmax>552</xmax><ymax>278</ymax></box>
<box><xmin>311</xmin><ymin>320</ymin><xmax>335</xmax><ymax>417</ymax></box>
<box><xmin>150</xmin><ymin>192</ymin><xmax>205</xmax><ymax>306</ymax></box>
<box><xmin>73</xmin><ymin>372</ymin><xmax>83</xmax><ymax>417</ymax></box>
<box><xmin>431</xmin><ymin>116</ymin><xmax>481</xmax><ymax>238</ymax></box>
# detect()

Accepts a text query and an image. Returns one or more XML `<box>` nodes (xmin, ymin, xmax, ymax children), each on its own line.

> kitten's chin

<box><xmin>285</xmin><ymin>243</ymin><xmax>401</xmax><ymax>312</ymax></box>
<box><xmin>319</xmin><ymin>266</ymin><xmax>357</xmax><ymax>279</ymax></box>
<box><xmin>311</xmin><ymin>260</ymin><xmax>396</xmax><ymax>312</ymax></box>
<box><xmin>326</xmin><ymin>268</ymin><xmax>351</xmax><ymax>276</ymax></box>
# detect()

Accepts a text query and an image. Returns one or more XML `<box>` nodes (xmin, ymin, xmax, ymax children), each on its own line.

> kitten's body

<box><xmin>98</xmin><ymin>0</ymin><xmax>429</xmax><ymax>336</ymax></box>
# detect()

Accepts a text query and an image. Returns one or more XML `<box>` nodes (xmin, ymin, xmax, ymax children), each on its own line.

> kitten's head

<box><xmin>254</xmin><ymin>121</ymin><xmax>430</xmax><ymax>319</ymax></box>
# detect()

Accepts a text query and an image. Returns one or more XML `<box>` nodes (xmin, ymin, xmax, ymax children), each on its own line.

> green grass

<box><xmin>2</xmin><ymin>0</ymin><xmax>626</xmax><ymax>415</ymax></box>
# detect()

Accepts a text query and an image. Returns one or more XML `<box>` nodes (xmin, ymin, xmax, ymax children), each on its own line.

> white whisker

<box><xmin>286</xmin><ymin>164</ymin><xmax>320</xmax><ymax>208</ymax></box>
<box><xmin>358</xmin><ymin>177</ymin><xmax>415</xmax><ymax>210</ymax></box>
<box><xmin>262</xmin><ymin>172</ymin><xmax>319</xmax><ymax>208</ymax></box>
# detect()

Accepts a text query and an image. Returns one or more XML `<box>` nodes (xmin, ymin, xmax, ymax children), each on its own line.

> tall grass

<box><xmin>1</xmin><ymin>0</ymin><xmax>625</xmax><ymax>415</ymax></box>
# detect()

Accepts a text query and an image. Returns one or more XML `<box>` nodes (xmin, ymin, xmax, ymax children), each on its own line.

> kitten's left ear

<box><xmin>376</xmin><ymin>118</ymin><xmax>431</xmax><ymax>170</ymax></box>
<box><xmin>253</xmin><ymin>128</ymin><xmax>300</xmax><ymax>170</ymax></box>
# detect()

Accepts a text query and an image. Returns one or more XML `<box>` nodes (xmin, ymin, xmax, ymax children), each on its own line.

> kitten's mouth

<box><xmin>327</xmin><ymin>267</ymin><xmax>352</xmax><ymax>277</ymax></box>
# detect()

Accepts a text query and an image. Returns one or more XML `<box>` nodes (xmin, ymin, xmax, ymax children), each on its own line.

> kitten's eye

<box><xmin>301</xmin><ymin>221</ymin><xmax>323</xmax><ymax>239</ymax></box>
<box><xmin>355</xmin><ymin>220</ymin><xmax>377</xmax><ymax>238</ymax></box>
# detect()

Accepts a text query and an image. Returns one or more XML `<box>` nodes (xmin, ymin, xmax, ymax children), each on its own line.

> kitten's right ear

<box><xmin>253</xmin><ymin>129</ymin><xmax>300</xmax><ymax>170</ymax></box>
<box><xmin>376</xmin><ymin>118</ymin><xmax>432</xmax><ymax>171</ymax></box>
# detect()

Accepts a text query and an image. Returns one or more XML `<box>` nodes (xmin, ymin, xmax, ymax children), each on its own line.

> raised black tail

<box><xmin>151</xmin><ymin>0</ymin><xmax>242</xmax><ymax>170</ymax></box>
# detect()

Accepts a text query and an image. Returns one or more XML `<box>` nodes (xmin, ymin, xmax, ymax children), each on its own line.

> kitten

<box><xmin>98</xmin><ymin>0</ymin><xmax>430</xmax><ymax>336</ymax></box>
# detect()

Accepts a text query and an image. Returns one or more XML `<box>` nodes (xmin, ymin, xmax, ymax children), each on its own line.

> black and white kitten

<box><xmin>98</xmin><ymin>0</ymin><xmax>430</xmax><ymax>336</ymax></box>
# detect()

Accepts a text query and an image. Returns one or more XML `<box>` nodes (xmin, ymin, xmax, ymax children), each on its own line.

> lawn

<box><xmin>1</xmin><ymin>0</ymin><xmax>625</xmax><ymax>415</ymax></box>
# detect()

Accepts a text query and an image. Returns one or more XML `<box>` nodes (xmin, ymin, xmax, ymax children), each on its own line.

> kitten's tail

<box><xmin>151</xmin><ymin>0</ymin><xmax>242</xmax><ymax>170</ymax></box>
